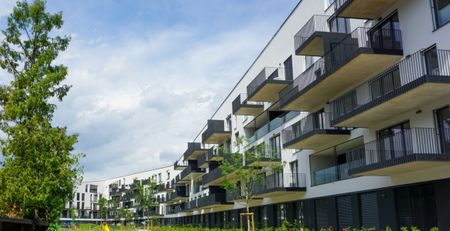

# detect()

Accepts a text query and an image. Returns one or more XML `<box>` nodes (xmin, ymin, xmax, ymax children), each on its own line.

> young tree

<box><xmin>98</xmin><ymin>196</ymin><xmax>108</xmax><ymax>221</ymax></box>
<box><xmin>221</xmin><ymin>138</ymin><xmax>283</xmax><ymax>231</ymax></box>
<box><xmin>134</xmin><ymin>178</ymin><xmax>159</xmax><ymax>229</ymax></box>
<box><xmin>0</xmin><ymin>0</ymin><xmax>83</xmax><ymax>224</ymax></box>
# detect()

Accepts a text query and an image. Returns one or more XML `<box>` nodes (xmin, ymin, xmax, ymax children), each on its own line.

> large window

<box><xmin>431</xmin><ymin>0</ymin><xmax>450</xmax><ymax>28</ymax></box>
<box><xmin>269</xmin><ymin>134</ymin><xmax>281</xmax><ymax>158</ymax></box>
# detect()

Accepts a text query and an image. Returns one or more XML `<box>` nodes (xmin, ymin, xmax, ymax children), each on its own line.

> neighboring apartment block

<box><xmin>60</xmin><ymin>166</ymin><xmax>178</xmax><ymax>221</ymax></box>
<box><xmin>64</xmin><ymin>0</ymin><xmax>450</xmax><ymax>230</ymax></box>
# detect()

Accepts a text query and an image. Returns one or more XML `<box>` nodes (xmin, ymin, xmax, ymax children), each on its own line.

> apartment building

<box><xmin>60</xmin><ymin>166</ymin><xmax>178</xmax><ymax>222</ymax></box>
<box><xmin>157</xmin><ymin>0</ymin><xmax>450</xmax><ymax>230</ymax></box>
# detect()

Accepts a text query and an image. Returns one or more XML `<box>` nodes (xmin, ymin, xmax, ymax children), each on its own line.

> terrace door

<box><xmin>436</xmin><ymin>106</ymin><xmax>450</xmax><ymax>153</ymax></box>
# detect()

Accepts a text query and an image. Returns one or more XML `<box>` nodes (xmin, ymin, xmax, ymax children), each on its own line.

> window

<box><xmin>435</xmin><ymin>106</ymin><xmax>450</xmax><ymax>153</ymax></box>
<box><xmin>424</xmin><ymin>46</ymin><xmax>439</xmax><ymax>75</ymax></box>
<box><xmin>305</xmin><ymin>56</ymin><xmax>315</xmax><ymax>69</ymax></box>
<box><xmin>431</xmin><ymin>0</ymin><xmax>450</xmax><ymax>28</ymax></box>
<box><xmin>284</xmin><ymin>56</ymin><xmax>293</xmax><ymax>81</ymax></box>
<box><xmin>82</xmin><ymin>193</ymin><xmax>85</xmax><ymax>201</ymax></box>
<box><xmin>167</xmin><ymin>171</ymin><xmax>170</xmax><ymax>180</ymax></box>
<box><xmin>377</xmin><ymin>121</ymin><xmax>413</xmax><ymax>161</ymax></box>
<box><xmin>329</xmin><ymin>16</ymin><xmax>350</xmax><ymax>33</ymax></box>
<box><xmin>76</xmin><ymin>193</ymin><xmax>80</xmax><ymax>201</ymax></box>
<box><xmin>269</xmin><ymin>135</ymin><xmax>281</xmax><ymax>158</ymax></box>
<box><xmin>369</xmin><ymin>13</ymin><xmax>401</xmax><ymax>50</ymax></box>
<box><xmin>158</xmin><ymin>173</ymin><xmax>162</xmax><ymax>183</ymax></box>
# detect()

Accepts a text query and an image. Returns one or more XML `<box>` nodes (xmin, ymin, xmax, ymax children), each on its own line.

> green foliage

<box><xmin>0</xmin><ymin>0</ymin><xmax>83</xmax><ymax>224</ymax></box>
<box><xmin>134</xmin><ymin>177</ymin><xmax>158</xmax><ymax>219</ymax></box>
<box><xmin>429</xmin><ymin>227</ymin><xmax>439</xmax><ymax>231</ymax></box>
<box><xmin>98</xmin><ymin>195</ymin><xmax>108</xmax><ymax>220</ymax></box>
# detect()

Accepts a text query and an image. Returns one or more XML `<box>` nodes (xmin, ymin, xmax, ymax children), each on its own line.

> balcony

<box><xmin>312</xmin><ymin>162</ymin><xmax>354</xmax><ymax>186</ymax></box>
<box><xmin>207</xmin><ymin>147</ymin><xmax>230</xmax><ymax>162</ymax></box>
<box><xmin>253</xmin><ymin>173</ymin><xmax>306</xmax><ymax>197</ymax></box>
<box><xmin>166</xmin><ymin>186</ymin><xmax>188</xmax><ymax>205</ymax></box>
<box><xmin>179</xmin><ymin>163</ymin><xmax>205</xmax><ymax>182</ymax></box>
<box><xmin>202</xmin><ymin>167</ymin><xmax>226</xmax><ymax>186</ymax></box>
<box><xmin>247</xmin><ymin>111</ymin><xmax>300</xmax><ymax>145</ymax></box>
<box><xmin>280</xmin><ymin>27</ymin><xmax>403</xmax><ymax>112</ymax></box>
<box><xmin>330</xmin><ymin>49</ymin><xmax>450</xmax><ymax>127</ymax></box>
<box><xmin>283</xmin><ymin>112</ymin><xmax>350</xmax><ymax>150</ymax></box>
<box><xmin>335</xmin><ymin>0</ymin><xmax>399</xmax><ymax>19</ymax></box>
<box><xmin>247</xmin><ymin>67</ymin><xmax>291</xmax><ymax>103</ymax></box>
<box><xmin>294</xmin><ymin>15</ymin><xmax>348</xmax><ymax>56</ymax></box>
<box><xmin>245</xmin><ymin>145</ymin><xmax>281</xmax><ymax>167</ymax></box>
<box><xmin>198</xmin><ymin>155</ymin><xmax>208</xmax><ymax>169</ymax></box>
<box><xmin>183</xmin><ymin>142</ymin><xmax>208</xmax><ymax>161</ymax></box>
<box><xmin>202</xmin><ymin>120</ymin><xmax>231</xmax><ymax>144</ymax></box>
<box><xmin>174</xmin><ymin>160</ymin><xmax>187</xmax><ymax>170</ymax></box>
<box><xmin>190</xmin><ymin>193</ymin><xmax>231</xmax><ymax>209</ymax></box>
<box><xmin>227</xmin><ymin>173</ymin><xmax>306</xmax><ymax>201</ymax></box>
<box><xmin>232</xmin><ymin>93</ymin><xmax>264</xmax><ymax>116</ymax></box>
<box><xmin>346</xmin><ymin>128</ymin><xmax>450</xmax><ymax>176</ymax></box>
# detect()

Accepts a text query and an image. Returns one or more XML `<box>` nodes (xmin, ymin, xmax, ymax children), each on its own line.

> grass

<box><xmin>59</xmin><ymin>224</ymin><xmax>139</xmax><ymax>231</ymax></box>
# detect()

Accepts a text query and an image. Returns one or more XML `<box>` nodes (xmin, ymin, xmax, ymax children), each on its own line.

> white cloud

<box><xmin>53</xmin><ymin>22</ymin><xmax>272</xmax><ymax>180</ymax></box>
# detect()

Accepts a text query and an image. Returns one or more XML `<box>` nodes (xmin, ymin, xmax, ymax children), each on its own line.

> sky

<box><xmin>0</xmin><ymin>0</ymin><xmax>300</xmax><ymax>181</ymax></box>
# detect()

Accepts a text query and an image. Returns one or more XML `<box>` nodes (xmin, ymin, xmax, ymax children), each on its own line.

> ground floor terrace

<box><xmin>161</xmin><ymin>178</ymin><xmax>450</xmax><ymax>231</ymax></box>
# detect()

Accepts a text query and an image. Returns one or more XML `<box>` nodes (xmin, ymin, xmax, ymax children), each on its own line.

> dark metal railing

<box><xmin>180</xmin><ymin>164</ymin><xmax>205</xmax><ymax>180</ymax></box>
<box><xmin>330</xmin><ymin>49</ymin><xmax>450</xmax><ymax>122</ymax></box>
<box><xmin>202</xmin><ymin>167</ymin><xmax>223</xmax><ymax>184</ymax></box>
<box><xmin>281</xmin><ymin>27</ymin><xmax>402</xmax><ymax>108</ymax></box>
<box><xmin>167</xmin><ymin>186</ymin><xmax>188</xmax><ymax>201</ymax></box>
<box><xmin>346</xmin><ymin>127</ymin><xmax>450</xmax><ymax>170</ymax></box>
<box><xmin>282</xmin><ymin>112</ymin><xmax>347</xmax><ymax>146</ymax></box>
<box><xmin>294</xmin><ymin>15</ymin><xmax>332</xmax><ymax>52</ymax></box>
<box><xmin>195</xmin><ymin>193</ymin><xmax>227</xmax><ymax>208</ymax></box>
<box><xmin>197</xmin><ymin>155</ymin><xmax>207</xmax><ymax>167</ymax></box>
<box><xmin>202</xmin><ymin>120</ymin><xmax>230</xmax><ymax>143</ymax></box>
<box><xmin>174</xmin><ymin>160</ymin><xmax>188</xmax><ymax>169</ymax></box>
<box><xmin>183</xmin><ymin>142</ymin><xmax>205</xmax><ymax>160</ymax></box>
<box><xmin>252</xmin><ymin>173</ymin><xmax>306</xmax><ymax>195</ymax></box>
<box><xmin>247</xmin><ymin>67</ymin><xmax>287</xmax><ymax>99</ymax></box>
<box><xmin>232</xmin><ymin>93</ymin><xmax>264</xmax><ymax>113</ymax></box>
<box><xmin>246</xmin><ymin>111</ymin><xmax>300</xmax><ymax>144</ymax></box>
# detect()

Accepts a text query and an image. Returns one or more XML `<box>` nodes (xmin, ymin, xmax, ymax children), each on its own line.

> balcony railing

<box><xmin>312</xmin><ymin>162</ymin><xmax>354</xmax><ymax>186</ymax></box>
<box><xmin>180</xmin><ymin>164</ymin><xmax>205</xmax><ymax>181</ymax></box>
<box><xmin>174</xmin><ymin>160</ymin><xmax>188</xmax><ymax>170</ymax></box>
<box><xmin>252</xmin><ymin>173</ymin><xmax>306</xmax><ymax>195</ymax></box>
<box><xmin>202</xmin><ymin>120</ymin><xmax>231</xmax><ymax>144</ymax></box>
<box><xmin>232</xmin><ymin>93</ymin><xmax>264</xmax><ymax>115</ymax></box>
<box><xmin>294</xmin><ymin>15</ymin><xmax>331</xmax><ymax>53</ymax></box>
<box><xmin>247</xmin><ymin>67</ymin><xmax>287</xmax><ymax>99</ymax></box>
<box><xmin>346</xmin><ymin>127</ymin><xmax>450</xmax><ymax>172</ymax></box>
<box><xmin>247</xmin><ymin>111</ymin><xmax>300</xmax><ymax>144</ymax></box>
<box><xmin>202</xmin><ymin>167</ymin><xmax>224</xmax><ymax>185</ymax></box>
<box><xmin>183</xmin><ymin>142</ymin><xmax>207</xmax><ymax>160</ymax></box>
<box><xmin>330</xmin><ymin>49</ymin><xmax>450</xmax><ymax>123</ymax></box>
<box><xmin>280</xmin><ymin>27</ymin><xmax>402</xmax><ymax>109</ymax></box>
<box><xmin>282</xmin><ymin>112</ymin><xmax>349</xmax><ymax>146</ymax></box>
<box><xmin>190</xmin><ymin>193</ymin><xmax>228</xmax><ymax>209</ymax></box>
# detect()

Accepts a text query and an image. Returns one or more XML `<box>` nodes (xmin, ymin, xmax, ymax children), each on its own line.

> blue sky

<box><xmin>0</xmin><ymin>0</ymin><xmax>300</xmax><ymax>180</ymax></box>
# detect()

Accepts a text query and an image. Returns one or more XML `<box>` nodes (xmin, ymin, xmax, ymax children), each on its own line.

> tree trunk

<box><xmin>246</xmin><ymin>196</ymin><xmax>250</xmax><ymax>231</ymax></box>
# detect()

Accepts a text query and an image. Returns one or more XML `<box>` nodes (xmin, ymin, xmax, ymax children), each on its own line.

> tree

<box><xmin>98</xmin><ymin>196</ymin><xmax>108</xmax><ymax>221</ymax></box>
<box><xmin>220</xmin><ymin>138</ymin><xmax>283</xmax><ymax>231</ymax></box>
<box><xmin>134</xmin><ymin>178</ymin><xmax>159</xmax><ymax>229</ymax></box>
<box><xmin>0</xmin><ymin>0</ymin><xmax>83</xmax><ymax>224</ymax></box>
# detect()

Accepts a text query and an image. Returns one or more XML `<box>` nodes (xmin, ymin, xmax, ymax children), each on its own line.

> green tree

<box><xmin>0</xmin><ymin>0</ymin><xmax>83</xmax><ymax>224</ymax></box>
<box><xmin>134</xmin><ymin>178</ymin><xmax>158</xmax><ymax>219</ymax></box>
<box><xmin>98</xmin><ymin>196</ymin><xmax>108</xmax><ymax>221</ymax></box>
<box><xmin>220</xmin><ymin>138</ymin><xmax>283</xmax><ymax>231</ymax></box>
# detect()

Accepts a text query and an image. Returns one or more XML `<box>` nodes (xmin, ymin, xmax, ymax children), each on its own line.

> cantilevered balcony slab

<box><xmin>166</xmin><ymin>186</ymin><xmax>188</xmax><ymax>205</ymax></box>
<box><xmin>179</xmin><ymin>164</ymin><xmax>205</xmax><ymax>182</ymax></box>
<box><xmin>190</xmin><ymin>193</ymin><xmax>232</xmax><ymax>210</ymax></box>
<box><xmin>202</xmin><ymin>120</ymin><xmax>231</xmax><ymax>144</ymax></box>
<box><xmin>183</xmin><ymin>142</ymin><xmax>208</xmax><ymax>161</ymax></box>
<box><xmin>252</xmin><ymin>173</ymin><xmax>307</xmax><ymax>198</ymax></box>
<box><xmin>202</xmin><ymin>167</ymin><xmax>225</xmax><ymax>186</ymax></box>
<box><xmin>346</xmin><ymin>128</ymin><xmax>450</xmax><ymax>176</ymax></box>
<box><xmin>247</xmin><ymin>67</ymin><xmax>291</xmax><ymax>103</ymax></box>
<box><xmin>283</xmin><ymin>113</ymin><xmax>350</xmax><ymax>150</ymax></box>
<box><xmin>335</xmin><ymin>0</ymin><xmax>399</xmax><ymax>19</ymax></box>
<box><xmin>232</xmin><ymin>94</ymin><xmax>264</xmax><ymax>116</ymax></box>
<box><xmin>280</xmin><ymin>27</ymin><xmax>402</xmax><ymax>112</ymax></box>
<box><xmin>197</xmin><ymin>155</ymin><xmax>208</xmax><ymax>169</ymax></box>
<box><xmin>294</xmin><ymin>15</ymin><xmax>348</xmax><ymax>56</ymax></box>
<box><xmin>330</xmin><ymin>49</ymin><xmax>450</xmax><ymax>127</ymax></box>
<box><xmin>174</xmin><ymin>160</ymin><xmax>187</xmax><ymax>170</ymax></box>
